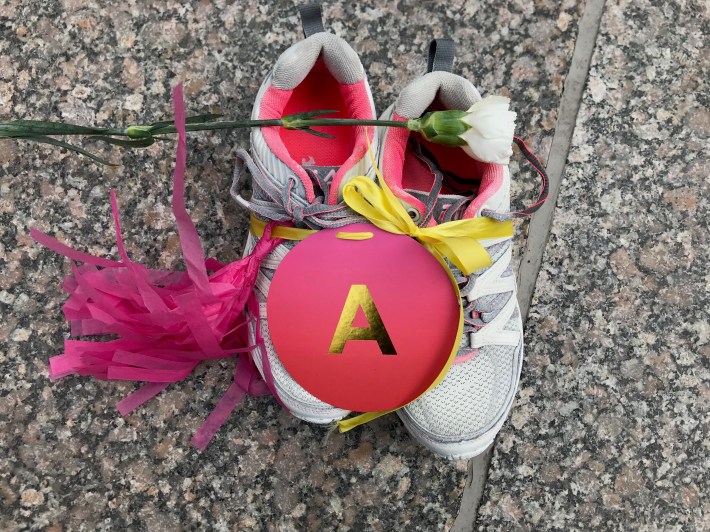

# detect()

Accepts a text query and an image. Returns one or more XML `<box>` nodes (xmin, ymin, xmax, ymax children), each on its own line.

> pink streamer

<box><xmin>116</xmin><ymin>382</ymin><xmax>171</xmax><ymax>415</ymax></box>
<box><xmin>32</xmin><ymin>83</ymin><xmax>284</xmax><ymax>449</ymax></box>
<box><xmin>171</xmin><ymin>84</ymin><xmax>214</xmax><ymax>304</ymax></box>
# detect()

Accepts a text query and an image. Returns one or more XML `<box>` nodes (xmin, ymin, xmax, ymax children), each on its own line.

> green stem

<box><xmin>150</xmin><ymin>119</ymin><xmax>284</xmax><ymax>135</ymax></box>
<box><xmin>0</xmin><ymin>112</ymin><xmax>418</xmax><ymax>165</ymax></box>
<box><xmin>0</xmin><ymin>123</ymin><xmax>113</xmax><ymax>137</ymax></box>
<box><xmin>0</xmin><ymin>117</ymin><xmax>409</xmax><ymax>139</ymax></box>
<box><xmin>283</xmin><ymin>118</ymin><xmax>410</xmax><ymax>128</ymax></box>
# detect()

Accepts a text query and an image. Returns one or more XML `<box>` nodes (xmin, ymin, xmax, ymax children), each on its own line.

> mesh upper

<box><xmin>401</xmin><ymin>340</ymin><xmax>521</xmax><ymax>442</ymax></box>
<box><xmin>246</xmin><ymin>236</ymin><xmax>349</xmax><ymax>419</ymax></box>
<box><xmin>400</xmin><ymin>238</ymin><xmax>523</xmax><ymax>443</ymax></box>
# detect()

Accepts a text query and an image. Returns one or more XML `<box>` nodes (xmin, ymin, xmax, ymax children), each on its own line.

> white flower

<box><xmin>459</xmin><ymin>95</ymin><xmax>517</xmax><ymax>165</ymax></box>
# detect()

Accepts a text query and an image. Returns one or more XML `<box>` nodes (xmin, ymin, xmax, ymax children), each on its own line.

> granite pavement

<box><xmin>479</xmin><ymin>1</ymin><xmax>709</xmax><ymax>530</ymax></box>
<box><xmin>2</xmin><ymin>0</ymin><xmax>584</xmax><ymax>530</ymax></box>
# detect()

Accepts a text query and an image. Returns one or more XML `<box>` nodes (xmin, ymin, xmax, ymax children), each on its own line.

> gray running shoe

<box><xmin>233</xmin><ymin>6</ymin><xmax>378</xmax><ymax>423</ymax></box>
<box><xmin>378</xmin><ymin>40</ymin><xmax>525</xmax><ymax>459</ymax></box>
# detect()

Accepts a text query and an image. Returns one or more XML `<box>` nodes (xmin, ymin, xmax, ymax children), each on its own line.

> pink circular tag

<box><xmin>267</xmin><ymin>223</ymin><xmax>460</xmax><ymax>412</ymax></box>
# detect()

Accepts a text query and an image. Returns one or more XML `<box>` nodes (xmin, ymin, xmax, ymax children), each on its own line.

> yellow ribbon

<box><xmin>342</xmin><ymin>176</ymin><xmax>513</xmax><ymax>276</ymax></box>
<box><xmin>250</xmin><ymin>216</ymin><xmax>315</xmax><ymax>241</ymax></box>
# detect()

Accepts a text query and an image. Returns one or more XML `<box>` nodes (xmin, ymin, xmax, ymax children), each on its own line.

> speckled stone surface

<box><xmin>478</xmin><ymin>1</ymin><xmax>709</xmax><ymax>530</ymax></box>
<box><xmin>1</xmin><ymin>1</ymin><xmax>581</xmax><ymax>529</ymax></box>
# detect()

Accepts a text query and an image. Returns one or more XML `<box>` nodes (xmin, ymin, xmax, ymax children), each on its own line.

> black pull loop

<box><xmin>298</xmin><ymin>3</ymin><xmax>325</xmax><ymax>38</ymax></box>
<box><xmin>427</xmin><ymin>38</ymin><xmax>456</xmax><ymax>73</ymax></box>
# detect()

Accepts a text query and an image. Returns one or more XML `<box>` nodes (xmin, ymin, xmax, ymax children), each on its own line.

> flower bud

<box><xmin>408</xmin><ymin>95</ymin><xmax>517</xmax><ymax>165</ymax></box>
<box><xmin>408</xmin><ymin>110</ymin><xmax>470</xmax><ymax>147</ymax></box>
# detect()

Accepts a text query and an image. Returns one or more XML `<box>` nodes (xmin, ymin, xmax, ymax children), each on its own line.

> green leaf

<box><xmin>301</xmin><ymin>128</ymin><xmax>336</xmax><ymax>139</ymax></box>
<box><xmin>89</xmin><ymin>136</ymin><xmax>156</xmax><ymax>148</ymax></box>
<box><xmin>146</xmin><ymin>119</ymin><xmax>177</xmax><ymax>129</ymax></box>
<box><xmin>4</xmin><ymin>120</ymin><xmax>110</xmax><ymax>136</ymax></box>
<box><xmin>14</xmin><ymin>135</ymin><xmax>117</xmax><ymax>165</ymax></box>
<box><xmin>289</xmin><ymin>109</ymin><xmax>339</xmax><ymax>119</ymax></box>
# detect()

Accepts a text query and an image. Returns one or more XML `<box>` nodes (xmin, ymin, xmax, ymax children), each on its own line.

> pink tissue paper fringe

<box><xmin>30</xmin><ymin>83</ymin><xmax>282</xmax><ymax>450</ymax></box>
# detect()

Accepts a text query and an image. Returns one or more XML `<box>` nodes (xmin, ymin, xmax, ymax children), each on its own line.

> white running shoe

<box><xmin>233</xmin><ymin>5</ymin><xmax>378</xmax><ymax>423</ymax></box>
<box><xmin>377</xmin><ymin>39</ymin><xmax>546</xmax><ymax>459</ymax></box>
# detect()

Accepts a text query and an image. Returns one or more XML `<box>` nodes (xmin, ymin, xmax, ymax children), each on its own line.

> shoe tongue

<box><xmin>302</xmin><ymin>162</ymin><xmax>340</xmax><ymax>203</ymax></box>
<box><xmin>405</xmin><ymin>188</ymin><xmax>475</xmax><ymax>224</ymax></box>
<box><xmin>405</xmin><ymin>169</ymin><xmax>508</xmax><ymax>223</ymax></box>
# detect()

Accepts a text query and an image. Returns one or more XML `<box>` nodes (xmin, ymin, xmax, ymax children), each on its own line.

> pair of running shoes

<box><xmin>233</xmin><ymin>5</ymin><xmax>547</xmax><ymax>460</ymax></box>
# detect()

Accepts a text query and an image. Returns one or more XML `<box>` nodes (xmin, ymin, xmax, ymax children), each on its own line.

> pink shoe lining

<box><xmin>381</xmin><ymin>112</ymin><xmax>506</xmax><ymax>222</ymax></box>
<box><xmin>259</xmin><ymin>60</ymin><xmax>374</xmax><ymax>204</ymax></box>
<box><xmin>380</xmin><ymin>113</ymin><xmax>429</xmax><ymax>220</ymax></box>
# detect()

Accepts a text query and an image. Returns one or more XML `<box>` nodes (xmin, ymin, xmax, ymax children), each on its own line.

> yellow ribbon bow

<box><xmin>341</xmin><ymin>176</ymin><xmax>513</xmax><ymax>276</ymax></box>
<box><xmin>331</xmin><ymin>173</ymin><xmax>514</xmax><ymax>432</ymax></box>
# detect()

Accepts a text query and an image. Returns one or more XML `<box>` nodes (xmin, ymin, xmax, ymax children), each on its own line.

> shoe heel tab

<box><xmin>427</xmin><ymin>38</ymin><xmax>456</xmax><ymax>73</ymax></box>
<box><xmin>273</xmin><ymin>32</ymin><xmax>364</xmax><ymax>89</ymax></box>
<box><xmin>298</xmin><ymin>3</ymin><xmax>326</xmax><ymax>37</ymax></box>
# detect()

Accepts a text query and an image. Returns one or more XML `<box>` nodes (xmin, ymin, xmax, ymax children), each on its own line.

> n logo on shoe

<box><xmin>267</xmin><ymin>223</ymin><xmax>460</xmax><ymax>412</ymax></box>
<box><xmin>328</xmin><ymin>284</ymin><xmax>396</xmax><ymax>355</ymax></box>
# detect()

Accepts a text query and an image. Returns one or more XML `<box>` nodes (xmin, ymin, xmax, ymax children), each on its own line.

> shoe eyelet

<box><xmin>407</xmin><ymin>208</ymin><xmax>421</xmax><ymax>223</ymax></box>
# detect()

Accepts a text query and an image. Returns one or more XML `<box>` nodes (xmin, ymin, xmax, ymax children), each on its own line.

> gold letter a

<box><xmin>328</xmin><ymin>284</ymin><xmax>397</xmax><ymax>355</ymax></box>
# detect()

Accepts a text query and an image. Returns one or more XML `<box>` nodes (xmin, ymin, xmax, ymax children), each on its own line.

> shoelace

<box><xmin>414</xmin><ymin>136</ymin><xmax>550</xmax><ymax>222</ymax></box>
<box><xmin>410</xmin><ymin>139</ymin><xmax>549</xmax><ymax>342</ymax></box>
<box><xmin>454</xmin><ymin>262</ymin><xmax>507</xmax><ymax>332</ymax></box>
<box><xmin>230</xmin><ymin>149</ymin><xmax>365</xmax><ymax>230</ymax></box>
